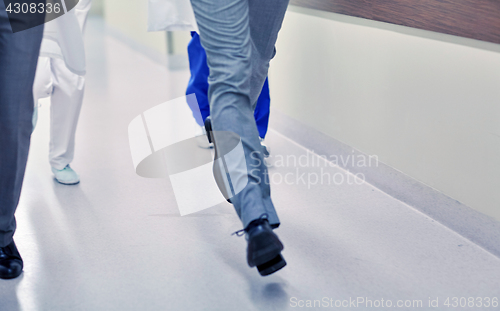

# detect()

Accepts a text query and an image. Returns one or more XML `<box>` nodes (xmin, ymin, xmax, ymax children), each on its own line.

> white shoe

<box><xmin>32</xmin><ymin>104</ymin><xmax>38</xmax><ymax>133</ymax></box>
<box><xmin>195</xmin><ymin>125</ymin><xmax>213</xmax><ymax>149</ymax></box>
<box><xmin>51</xmin><ymin>165</ymin><xmax>80</xmax><ymax>185</ymax></box>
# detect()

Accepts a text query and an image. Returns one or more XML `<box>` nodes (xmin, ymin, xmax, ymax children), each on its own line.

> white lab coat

<box><xmin>147</xmin><ymin>0</ymin><xmax>198</xmax><ymax>32</ymax></box>
<box><xmin>40</xmin><ymin>0</ymin><xmax>92</xmax><ymax>76</ymax></box>
<box><xmin>33</xmin><ymin>0</ymin><xmax>92</xmax><ymax>170</ymax></box>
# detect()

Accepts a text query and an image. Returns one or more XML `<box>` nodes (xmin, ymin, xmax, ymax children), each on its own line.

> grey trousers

<box><xmin>190</xmin><ymin>0</ymin><xmax>289</xmax><ymax>228</ymax></box>
<box><xmin>0</xmin><ymin>3</ymin><xmax>43</xmax><ymax>247</ymax></box>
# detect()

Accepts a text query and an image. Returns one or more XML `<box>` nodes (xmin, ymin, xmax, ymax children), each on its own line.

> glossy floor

<box><xmin>1</xmin><ymin>18</ymin><xmax>499</xmax><ymax>311</ymax></box>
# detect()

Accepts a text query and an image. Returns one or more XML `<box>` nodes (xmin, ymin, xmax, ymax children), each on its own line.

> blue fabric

<box><xmin>186</xmin><ymin>32</ymin><xmax>270</xmax><ymax>139</ymax></box>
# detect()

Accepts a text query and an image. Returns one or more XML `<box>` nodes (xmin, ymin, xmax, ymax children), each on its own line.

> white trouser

<box><xmin>33</xmin><ymin>56</ymin><xmax>85</xmax><ymax>170</ymax></box>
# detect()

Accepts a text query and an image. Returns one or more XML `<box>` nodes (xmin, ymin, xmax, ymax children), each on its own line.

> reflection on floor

<box><xmin>1</xmin><ymin>17</ymin><xmax>499</xmax><ymax>311</ymax></box>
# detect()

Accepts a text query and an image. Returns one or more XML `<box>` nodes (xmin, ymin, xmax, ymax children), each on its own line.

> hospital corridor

<box><xmin>1</xmin><ymin>1</ymin><xmax>500</xmax><ymax>310</ymax></box>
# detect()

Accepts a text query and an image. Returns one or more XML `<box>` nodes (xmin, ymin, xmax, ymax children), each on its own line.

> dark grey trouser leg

<box><xmin>0</xmin><ymin>3</ymin><xmax>43</xmax><ymax>247</ymax></box>
<box><xmin>190</xmin><ymin>0</ymin><xmax>289</xmax><ymax>228</ymax></box>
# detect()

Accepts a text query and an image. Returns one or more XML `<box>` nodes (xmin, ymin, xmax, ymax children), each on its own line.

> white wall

<box><xmin>270</xmin><ymin>6</ymin><xmax>500</xmax><ymax>220</ymax></box>
<box><xmin>103</xmin><ymin>0</ymin><xmax>190</xmax><ymax>65</ymax></box>
<box><xmin>89</xmin><ymin>0</ymin><xmax>104</xmax><ymax>16</ymax></box>
<box><xmin>103</xmin><ymin>0</ymin><xmax>166</xmax><ymax>54</ymax></box>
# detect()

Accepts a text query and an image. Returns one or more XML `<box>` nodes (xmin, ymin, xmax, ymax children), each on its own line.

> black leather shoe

<box><xmin>204</xmin><ymin>116</ymin><xmax>213</xmax><ymax>144</ymax></box>
<box><xmin>257</xmin><ymin>253</ymin><xmax>287</xmax><ymax>276</ymax></box>
<box><xmin>234</xmin><ymin>214</ymin><xmax>286</xmax><ymax>276</ymax></box>
<box><xmin>0</xmin><ymin>241</ymin><xmax>23</xmax><ymax>279</ymax></box>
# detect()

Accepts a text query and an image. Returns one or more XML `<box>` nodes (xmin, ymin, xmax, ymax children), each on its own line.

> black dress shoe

<box><xmin>204</xmin><ymin>116</ymin><xmax>213</xmax><ymax>144</ymax></box>
<box><xmin>0</xmin><ymin>241</ymin><xmax>23</xmax><ymax>279</ymax></box>
<box><xmin>234</xmin><ymin>214</ymin><xmax>287</xmax><ymax>276</ymax></box>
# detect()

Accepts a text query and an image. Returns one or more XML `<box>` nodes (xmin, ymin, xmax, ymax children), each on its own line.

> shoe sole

<box><xmin>54</xmin><ymin>179</ymin><xmax>80</xmax><ymax>185</ymax></box>
<box><xmin>0</xmin><ymin>270</ymin><xmax>23</xmax><ymax>279</ymax></box>
<box><xmin>196</xmin><ymin>136</ymin><xmax>214</xmax><ymax>149</ymax></box>
<box><xmin>257</xmin><ymin>254</ymin><xmax>286</xmax><ymax>276</ymax></box>
<box><xmin>197</xmin><ymin>144</ymin><xmax>214</xmax><ymax>149</ymax></box>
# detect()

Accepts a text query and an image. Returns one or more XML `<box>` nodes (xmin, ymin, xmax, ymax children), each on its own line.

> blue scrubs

<box><xmin>186</xmin><ymin>32</ymin><xmax>270</xmax><ymax>139</ymax></box>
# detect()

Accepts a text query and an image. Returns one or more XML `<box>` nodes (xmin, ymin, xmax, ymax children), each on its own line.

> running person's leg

<box><xmin>0</xmin><ymin>2</ymin><xmax>43</xmax><ymax>279</ymax></box>
<box><xmin>190</xmin><ymin>0</ymin><xmax>289</xmax><ymax>275</ymax></box>
<box><xmin>48</xmin><ymin>0</ymin><xmax>91</xmax><ymax>184</ymax></box>
<box><xmin>49</xmin><ymin>58</ymin><xmax>85</xmax><ymax>170</ymax></box>
<box><xmin>48</xmin><ymin>58</ymin><xmax>85</xmax><ymax>184</ymax></box>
